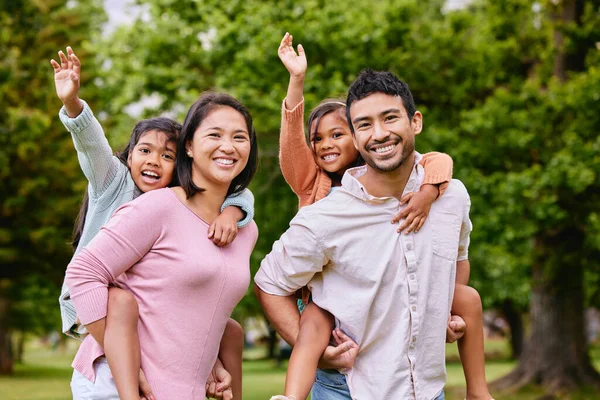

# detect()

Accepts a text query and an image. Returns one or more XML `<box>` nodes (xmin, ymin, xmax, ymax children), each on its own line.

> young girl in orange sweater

<box><xmin>270</xmin><ymin>33</ymin><xmax>493</xmax><ymax>400</ymax></box>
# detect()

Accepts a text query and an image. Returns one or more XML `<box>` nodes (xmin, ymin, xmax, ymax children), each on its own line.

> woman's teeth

<box><xmin>215</xmin><ymin>158</ymin><xmax>234</xmax><ymax>165</ymax></box>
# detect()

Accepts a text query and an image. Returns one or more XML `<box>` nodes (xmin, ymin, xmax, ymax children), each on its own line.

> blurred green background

<box><xmin>1</xmin><ymin>0</ymin><xmax>600</xmax><ymax>399</ymax></box>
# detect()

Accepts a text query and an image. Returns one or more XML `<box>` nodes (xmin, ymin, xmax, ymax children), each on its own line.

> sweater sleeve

<box><xmin>65</xmin><ymin>194</ymin><xmax>164</xmax><ymax>325</ymax></box>
<box><xmin>221</xmin><ymin>188</ymin><xmax>255</xmax><ymax>228</ymax></box>
<box><xmin>59</xmin><ymin>100</ymin><xmax>121</xmax><ymax>199</ymax></box>
<box><xmin>279</xmin><ymin>98</ymin><xmax>320</xmax><ymax>199</ymax></box>
<box><xmin>419</xmin><ymin>152</ymin><xmax>453</xmax><ymax>197</ymax></box>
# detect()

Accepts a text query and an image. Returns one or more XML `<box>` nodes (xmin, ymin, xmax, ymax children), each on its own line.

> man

<box><xmin>255</xmin><ymin>69</ymin><xmax>471</xmax><ymax>400</ymax></box>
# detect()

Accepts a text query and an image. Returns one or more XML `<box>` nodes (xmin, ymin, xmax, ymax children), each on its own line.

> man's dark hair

<box><xmin>345</xmin><ymin>69</ymin><xmax>416</xmax><ymax>131</ymax></box>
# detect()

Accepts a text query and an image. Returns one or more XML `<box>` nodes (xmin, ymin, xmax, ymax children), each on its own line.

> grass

<box><xmin>1</xmin><ymin>339</ymin><xmax>599</xmax><ymax>400</ymax></box>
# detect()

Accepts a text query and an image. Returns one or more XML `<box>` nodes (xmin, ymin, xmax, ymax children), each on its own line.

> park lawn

<box><xmin>1</xmin><ymin>340</ymin><xmax>599</xmax><ymax>400</ymax></box>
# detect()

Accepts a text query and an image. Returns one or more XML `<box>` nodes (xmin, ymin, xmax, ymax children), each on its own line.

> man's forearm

<box><xmin>254</xmin><ymin>284</ymin><xmax>300</xmax><ymax>345</ymax></box>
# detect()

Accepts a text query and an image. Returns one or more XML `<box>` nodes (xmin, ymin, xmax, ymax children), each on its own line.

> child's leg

<box><xmin>452</xmin><ymin>284</ymin><xmax>492</xmax><ymax>400</ymax></box>
<box><xmin>218</xmin><ymin>318</ymin><xmax>244</xmax><ymax>400</ymax></box>
<box><xmin>104</xmin><ymin>287</ymin><xmax>142</xmax><ymax>400</ymax></box>
<box><xmin>284</xmin><ymin>302</ymin><xmax>334</xmax><ymax>400</ymax></box>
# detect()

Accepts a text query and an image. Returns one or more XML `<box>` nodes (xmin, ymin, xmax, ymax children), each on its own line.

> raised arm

<box><xmin>52</xmin><ymin>47</ymin><xmax>121</xmax><ymax>198</ymax></box>
<box><xmin>419</xmin><ymin>151</ymin><xmax>453</xmax><ymax>197</ymax></box>
<box><xmin>277</xmin><ymin>33</ymin><xmax>320</xmax><ymax>199</ymax></box>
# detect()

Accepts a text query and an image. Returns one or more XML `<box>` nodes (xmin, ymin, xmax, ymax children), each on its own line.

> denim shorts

<box><xmin>311</xmin><ymin>369</ymin><xmax>351</xmax><ymax>400</ymax></box>
<box><xmin>310</xmin><ymin>368</ymin><xmax>445</xmax><ymax>400</ymax></box>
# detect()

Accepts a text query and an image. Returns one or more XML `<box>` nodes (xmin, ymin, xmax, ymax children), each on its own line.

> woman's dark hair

<box><xmin>71</xmin><ymin>117</ymin><xmax>181</xmax><ymax>251</ymax></box>
<box><xmin>177</xmin><ymin>92</ymin><xmax>258</xmax><ymax>199</ymax></box>
<box><xmin>306</xmin><ymin>99</ymin><xmax>364</xmax><ymax>174</ymax></box>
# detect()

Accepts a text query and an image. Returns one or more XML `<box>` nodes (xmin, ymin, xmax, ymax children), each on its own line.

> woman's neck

<box><xmin>185</xmin><ymin>181</ymin><xmax>229</xmax><ymax>224</ymax></box>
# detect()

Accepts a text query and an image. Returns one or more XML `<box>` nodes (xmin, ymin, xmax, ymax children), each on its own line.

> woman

<box><xmin>66</xmin><ymin>92</ymin><xmax>259</xmax><ymax>400</ymax></box>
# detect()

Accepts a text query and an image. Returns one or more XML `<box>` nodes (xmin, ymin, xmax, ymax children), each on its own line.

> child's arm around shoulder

<box><xmin>393</xmin><ymin>152</ymin><xmax>453</xmax><ymax>233</ymax></box>
<box><xmin>419</xmin><ymin>151</ymin><xmax>453</xmax><ymax>197</ymax></box>
<box><xmin>209</xmin><ymin>189</ymin><xmax>255</xmax><ymax>247</ymax></box>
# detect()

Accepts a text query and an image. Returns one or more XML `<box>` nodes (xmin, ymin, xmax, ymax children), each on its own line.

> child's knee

<box><xmin>107</xmin><ymin>287</ymin><xmax>139</xmax><ymax>321</ymax></box>
<box><xmin>223</xmin><ymin>318</ymin><xmax>244</xmax><ymax>347</ymax></box>
<box><xmin>453</xmin><ymin>284</ymin><xmax>482</xmax><ymax>317</ymax></box>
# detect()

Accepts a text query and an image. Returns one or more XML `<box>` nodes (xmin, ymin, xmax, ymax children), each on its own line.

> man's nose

<box><xmin>373</xmin><ymin>122</ymin><xmax>389</xmax><ymax>141</ymax></box>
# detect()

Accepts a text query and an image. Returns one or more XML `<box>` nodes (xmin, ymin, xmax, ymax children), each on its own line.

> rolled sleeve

<box><xmin>255</xmin><ymin>213</ymin><xmax>328</xmax><ymax>296</ymax></box>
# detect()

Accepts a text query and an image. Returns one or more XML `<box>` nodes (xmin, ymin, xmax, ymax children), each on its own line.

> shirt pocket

<box><xmin>430</xmin><ymin>211</ymin><xmax>462</xmax><ymax>261</ymax></box>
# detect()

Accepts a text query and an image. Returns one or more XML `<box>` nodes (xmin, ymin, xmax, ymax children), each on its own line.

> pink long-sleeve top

<box><xmin>65</xmin><ymin>188</ymin><xmax>258</xmax><ymax>400</ymax></box>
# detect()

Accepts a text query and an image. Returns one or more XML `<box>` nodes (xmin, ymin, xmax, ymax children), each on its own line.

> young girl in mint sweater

<box><xmin>52</xmin><ymin>48</ymin><xmax>252</xmax><ymax>400</ymax></box>
<box><xmin>270</xmin><ymin>33</ymin><xmax>493</xmax><ymax>400</ymax></box>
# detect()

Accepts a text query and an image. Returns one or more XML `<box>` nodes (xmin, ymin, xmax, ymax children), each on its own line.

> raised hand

<box><xmin>278</xmin><ymin>32</ymin><xmax>307</xmax><ymax>78</ymax></box>
<box><xmin>50</xmin><ymin>46</ymin><xmax>83</xmax><ymax>117</ymax></box>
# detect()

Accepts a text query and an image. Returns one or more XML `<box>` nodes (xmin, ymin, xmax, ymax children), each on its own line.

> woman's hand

<box><xmin>392</xmin><ymin>184</ymin><xmax>439</xmax><ymax>234</ymax></box>
<box><xmin>50</xmin><ymin>47</ymin><xmax>83</xmax><ymax>117</ymax></box>
<box><xmin>208</xmin><ymin>206</ymin><xmax>242</xmax><ymax>247</ymax></box>
<box><xmin>278</xmin><ymin>32</ymin><xmax>307</xmax><ymax>79</ymax></box>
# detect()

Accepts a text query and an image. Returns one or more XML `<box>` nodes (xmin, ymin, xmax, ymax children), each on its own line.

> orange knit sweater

<box><xmin>279</xmin><ymin>99</ymin><xmax>453</xmax><ymax>209</ymax></box>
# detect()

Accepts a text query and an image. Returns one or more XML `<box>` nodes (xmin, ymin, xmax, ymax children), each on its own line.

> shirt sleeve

<box><xmin>419</xmin><ymin>152</ymin><xmax>453</xmax><ymax>197</ymax></box>
<box><xmin>457</xmin><ymin>194</ymin><xmax>473</xmax><ymax>261</ymax></box>
<box><xmin>221</xmin><ymin>188</ymin><xmax>255</xmax><ymax>228</ymax></box>
<box><xmin>279</xmin><ymin>98</ymin><xmax>320</xmax><ymax>199</ymax></box>
<box><xmin>65</xmin><ymin>195</ymin><xmax>164</xmax><ymax>325</ymax></box>
<box><xmin>59</xmin><ymin>100</ymin><xmax>121</xmax><ymax>199</ymax></box>
<box><xmin>254</xmin><ymin>212</ymin><xmax>329</xmax><ymax>296</ymax></box>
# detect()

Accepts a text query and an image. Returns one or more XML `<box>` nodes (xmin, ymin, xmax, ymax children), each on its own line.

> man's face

<box><xmin>349</xmin><ymin>93</ymin><xmax>422</xmax><ymax>172</ymax></box>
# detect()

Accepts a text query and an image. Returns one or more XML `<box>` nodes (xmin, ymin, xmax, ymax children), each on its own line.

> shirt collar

<box><xmin>341</xmin><ymin>151</ymin><xmax>424</xmax><ymax>201</ymax></box>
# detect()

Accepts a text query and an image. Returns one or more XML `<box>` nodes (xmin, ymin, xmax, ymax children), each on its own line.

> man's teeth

<box><xmin>374</xmin><ymin>144</ymin><xmax>395</xmax><ymax>153</ymax></box>
<box><xmin>323</xmin><ymin>154</ymin><xmax>338</xmax><ymax>161</ymax></box>
<box><xmin>215</xmin><ymin>158</ymin><xmax>234</xmax><ymax>165</ymax></box>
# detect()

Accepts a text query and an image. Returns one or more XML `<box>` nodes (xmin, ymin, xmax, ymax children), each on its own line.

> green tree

<box><xmin>0</xmin><ymin>0</ymin><xmax>105</xmax><ymax>374</ymax></box>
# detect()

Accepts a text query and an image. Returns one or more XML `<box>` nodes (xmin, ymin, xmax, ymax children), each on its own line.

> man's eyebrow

<box><xmin>380</xmin><ymin>108</ymin><xmax>402</xmax><ymax>116</ymax></box>
<box><xmin>352</xmin><ymin>115</ymin><xmax>371</xmax><ymax>125</ymax></box>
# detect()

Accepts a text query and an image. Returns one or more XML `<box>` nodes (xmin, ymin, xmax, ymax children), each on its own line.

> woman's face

<box><xmin>127</xmin><ymin>129</ymin><xmax>177</xmax><ymax>193</ymax></box>
<box><xmin>310</xmin><ymin>109</ymin><xmax>359</xmax><ymax>175</ymax></box>
<box><xmin>186</xmin><ymin>106</ymin><xmax>251</xmax><ymax>189</ymax></box>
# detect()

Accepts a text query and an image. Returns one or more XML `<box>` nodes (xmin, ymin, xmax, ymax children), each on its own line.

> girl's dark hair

<box><xmin>71</xmin><ymin>117</ymin><xmax>181</xmax><ymax>251</ymax></box>
<box><xmin>306</xmin><ymin>99</ymin><xmax>364</xmax><ymax>174</ymax></box>
<box><xmin>177</xmin><ymin>92</ymin><xmax>258</xmax><ymax>199</ymax></box>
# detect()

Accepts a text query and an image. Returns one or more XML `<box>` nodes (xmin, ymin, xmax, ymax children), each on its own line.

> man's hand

<box><xmin>318</xmin><ymin>328</ymin><xmax>359</xmax><ymax>371</ymax></box>
<box><xmin>446</xmin><ymin>314</ymin><xmax>466</xmax><ymax>343</ymax></box>
<box><xmin>278</xmin><ymin>32</ymin><xmax>307</xmax><ymax>79</ymax></box>
<box><xmin>206</xmin><ymin>358</ymin><xmax>233</xmax><ymax>400</ymax></box>
<box><xmin>50</xmin><ymin>46</ymin><xmax>83</xmax><ymax>117</ymax></box>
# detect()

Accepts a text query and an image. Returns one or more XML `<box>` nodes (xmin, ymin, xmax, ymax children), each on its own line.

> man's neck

<box><xmin>357</xmin><ymin>153</ymin><xmax>415</xmax><ymax>200</ymax></box>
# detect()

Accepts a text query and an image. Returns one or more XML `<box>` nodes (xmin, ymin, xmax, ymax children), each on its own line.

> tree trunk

<box><xmin>0</xmin><ymin>290</ymin><xmax>13</xmax><ymax>375</ymax></box>
<box><xmin>502</xmin><ymin>299</ymin><xmax>524</xmax><ymax>359</ymax></box>
<box><xmin>492</xmin><ymin>231</ymin><xmax>600</xmax><ymax>394</ymax></box>
<box><xmin>14</xmin><ymin>331</ymin><xmax>25</xmax><ymax>364</ymax></box>
<box><xmin>267</xmin><ymin>324</ymin><xmax>278</xmax><ymax>359</ymax></box>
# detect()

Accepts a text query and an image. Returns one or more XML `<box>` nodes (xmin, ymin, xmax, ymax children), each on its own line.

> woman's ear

<box><xmin>186</xmin><ymin>141</ymin><xmax>193</xmax><ymax>158</ymax></box>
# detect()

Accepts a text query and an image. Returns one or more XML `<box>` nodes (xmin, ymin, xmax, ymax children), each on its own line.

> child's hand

<box><xmin>278</xmin><ymin>32</ymin><xmax>307</xmax><ymax>78</ymax></box>
<box><xmin>206</xmin><ymin>358</ymin><xmax>233</xmax><ymax>400</ymax></box>
<box><xmin>208</xmin><ymin>206</ymin><xmax>243</xmax><ymax>247</ymax></box>
<box><xmin>392</xmin><ymin>184</ymin><xmax>439</xmax><ymax>234</ymax></box>
<box><xmin>318</xmin><ymin>328</ymin><xmax>359</xmax><ymax>371</ymax></box>
<box><xmin>50</xmin><ymin>47</ymin><xmax>83</xmax><ymax>117</ymax></box>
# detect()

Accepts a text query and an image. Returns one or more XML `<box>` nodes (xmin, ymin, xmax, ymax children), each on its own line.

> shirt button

<box><xmin>407</xmin><ymin>243</ymin><xmax>413</xmax><ymax>251</ymax></box>
<box><xmin>412</xmin><ymin>336</ymin><xmax>417</xmax><ymax>343</ymax></box>
<box><xmin>412</xmin><ymin>306</ymin><xmax>417</xmax><ymax>312</ymax></box>
<box><xmin>410</xmin><ymin>274</ymin><xmax>416</xmax><ymax>280</ymax></box>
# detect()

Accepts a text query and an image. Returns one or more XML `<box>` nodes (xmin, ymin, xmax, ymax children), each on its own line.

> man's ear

<box><xmin>412</xmin><ymin>111</ymin><xmax>423</xmax><ymax>136</ymax></box>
